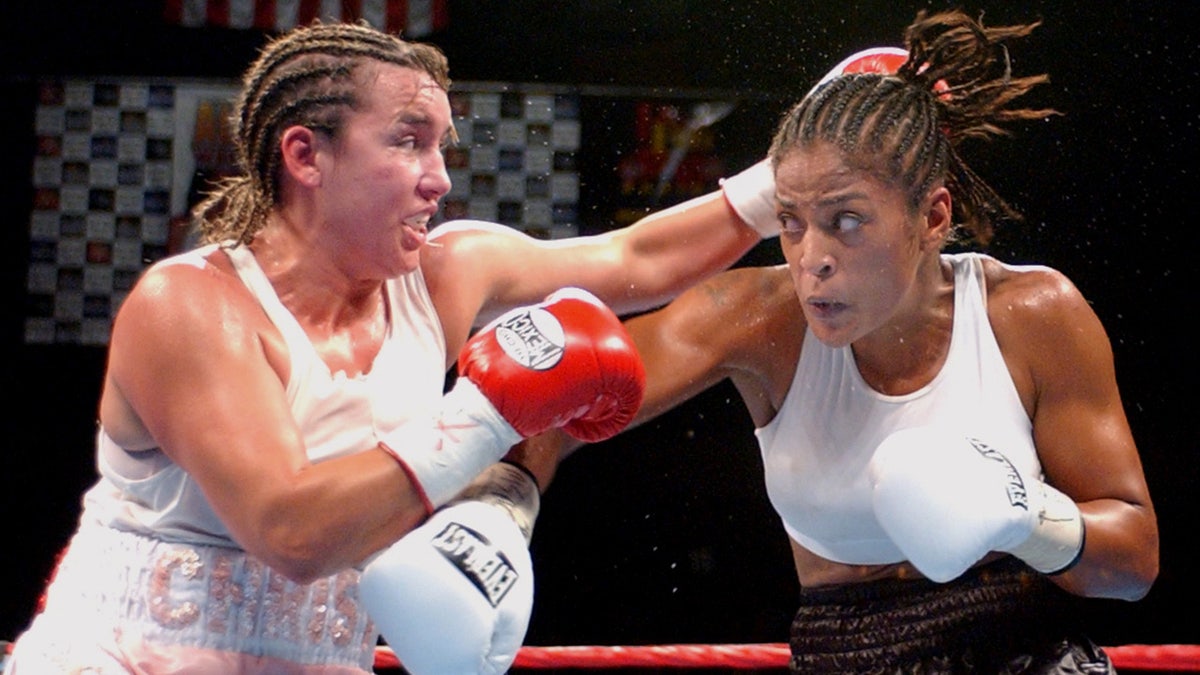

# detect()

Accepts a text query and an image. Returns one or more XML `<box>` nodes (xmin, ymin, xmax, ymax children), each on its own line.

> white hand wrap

<box><xmin>380</xmin><ymin>378</ymin><xmax>523</xmax><ymax>513</ymax></box>
<box><xmin>1006</xmin><ymin>478</ymin><xmax>1086</xmax><ymax>574</ymax></box>
<box><xmin>870</xmin><ymin>426</ymin><xmax>1084</xmax><ymax>583</ymax></box>
<box><xmin>719</xmin><ymin>158</ymin><xmax>777</xmax><ymax>238</ymax></box>
<box><xmin>361</xmin><ymin>462</ymin><xmax>540</xmax><ymax>675</ymax></box>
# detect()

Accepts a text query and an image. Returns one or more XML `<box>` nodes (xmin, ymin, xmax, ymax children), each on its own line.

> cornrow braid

<box><xmin>769</xmin><ymin>9</ymin><xmax>1056</xmax><ymax>245</ymax></box>
<box><xmin>193</xmin><ymin>21</ymin><xmax>451</xmax><ymax>246</ymax></box>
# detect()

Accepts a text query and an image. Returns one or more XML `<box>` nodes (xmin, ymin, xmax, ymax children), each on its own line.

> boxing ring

<box><xmin>3</xmin><ymin>640</ymin><xmax>1197</xmax><ymax>672</ymax></box>
<box><xmin>373</xmin><ymin>643</ymin><xmax>1200</xmax><ymax>671</ymax></box>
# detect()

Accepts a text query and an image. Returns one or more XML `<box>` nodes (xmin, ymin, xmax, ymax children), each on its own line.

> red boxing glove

<box><xmin>810</xmin><ymin>46</ymin><xmax>949</xmax><ymax>98</ymax></box>
<box><xmin>808</xmin><ymin>46</ymin><xmax>909</xmax><ymax>97</ymax></box>
<box><xmin>458</xmin><ymin>287</ymin><xmax>646</xmax><ymax>443</ymax></box>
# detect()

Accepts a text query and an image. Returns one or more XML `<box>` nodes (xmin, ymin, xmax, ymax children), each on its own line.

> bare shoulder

<box><xmin>981</xmin><ymin>256</ymin><xmax>1113</xmax><ymax>408</ymax></box>
<box><xmin>420</xmin><ymin>223</ymin><xmax>505</xmax><ymax>355</ymax></box>
<box><xmin>679</xmin><ymin>264</ymin><xmax>803</xmax><ymax>414</ymax></box>
<box><xmin>624</xmin><ymin>264</ymin><xmax>800</xmax><ymax>427</ymax></box>
<box><xmin>120</xmin><ymin>250</ymin><xmax>260</xmax><ymax>330</ymax></box>
<box><xmin>982</xmin><ymin>256</ymin><xmax>1094</xmax><ymax>337</ymax></box>
<box><xmin>671</xmin><ymin>264</ymin><xmax>799</xmax><ymax>346</ymax></box>
<box><xmin>102</xmin><ymin>248</ymin><xmax>286</xmax><ymax>447</ymax></box>
<box><xmin>111</xmin><ymin>249</ymin><xmax>280</xmax><ymax>372</ymax></box>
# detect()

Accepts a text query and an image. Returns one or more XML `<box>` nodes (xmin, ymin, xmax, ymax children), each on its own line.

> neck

<box><xmin>248</xmin><ymin>216</ymin><xmax>385</xmax><ymax>331</ymax></box>
<box><xmin>852</xmin><ymin>254</ymin><xmax>955</xmax><ymax>395</ymax></box>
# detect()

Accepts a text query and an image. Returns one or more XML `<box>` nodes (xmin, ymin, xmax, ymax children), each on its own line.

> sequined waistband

<box><xmin>39</xmin><ymin>524</ymin><xmax>378</xmax><ymax>670</ymax></box>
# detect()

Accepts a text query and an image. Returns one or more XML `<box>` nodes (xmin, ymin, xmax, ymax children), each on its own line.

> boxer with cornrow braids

<box><xmin>773</xmin><ymin>11</ymin><xmax>1055</xmax><ymax>246</ymax></box>
<box><xmin>196</xmin><ymin>21</ymin><xmax>454</xmax><ymax>245</ymax></box>
<box><xmin>579</xmin><ymin>9</ymin><xmax>1157</xmax><ymax>672</ymax></box>
<box><xmin>6</xmin><ymin>18</ymin><xmax>778</xmax><ymax>674</ymax></box>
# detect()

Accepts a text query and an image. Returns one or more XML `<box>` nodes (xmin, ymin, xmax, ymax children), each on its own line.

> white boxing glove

<box><xmin>869</xmin><ymin>426</ymin><xmax>1085</xmax><ymax>583</ymax></box>
<box><xmin>361</xmin><ymin>461</ymin><xmax>540</xmax><ymax>675</ymax></box>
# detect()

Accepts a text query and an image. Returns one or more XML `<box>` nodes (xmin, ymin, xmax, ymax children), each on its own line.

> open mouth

<box><xmin>400</xmin><ymin>217</ymin><xmax>430</xmax><ymax>248</ymax></box>
<box><xmin>805</xmin><ymin>298</ymin><xmax>848</xmax><ymax>319</ymax></box>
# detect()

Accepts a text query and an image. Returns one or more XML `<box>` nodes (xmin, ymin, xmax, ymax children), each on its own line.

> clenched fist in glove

<box><xmin>361</xmin><ymin>462</ymin><xmax>540</xmax><ymax>675</ymax></box>
<box><xmin>869</xmin><ymin>425</ymin><xmax>1085</xmax><ymax>583</ymax></box>
<box><xmin>458</xmin><ymin>286</ymin><xmax>646</xmax><ymax>443</ymax></box>
<box><xmin>380</xmin><ymin>287</ymin><xmax>645</xmax><ymax>511</ymax></box>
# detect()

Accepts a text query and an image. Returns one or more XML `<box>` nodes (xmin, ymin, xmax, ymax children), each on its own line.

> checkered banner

<box><xmin>24</xmin><ymin>79</ymin><xmax>580</xmax><ymax>346</ymax></box>
<box><xmin>442</xmin><ymin>87</ymin><xmax>581</xmax><ymax>240</ymax></box>
<box><xmin>163</xmin><ymin>0</ymin><xmax>448</xmax><ymax>37</ymax></box>
<box><xmin>26</xmin><ymin>80</ymin><xmax>177</xmax><ymax>346</ymax></box>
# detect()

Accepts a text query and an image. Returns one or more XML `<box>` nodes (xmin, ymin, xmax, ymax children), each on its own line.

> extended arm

<box><xmin>546</xmin><ymin>265</ymin><xmax>799</xmax><ymax>463</ymax></box>
<box><xmin>423</xmin><ymin>169</ymin><xmax>772</xmax><ymax>350</ymax></box>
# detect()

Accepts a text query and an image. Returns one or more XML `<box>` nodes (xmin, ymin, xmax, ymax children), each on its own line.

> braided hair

<box><xmin>193</xmin><ymin>21</ymin><xmax>451</xmax><ymax>245</ymax></box>
<box><xmin>768</xmin><ymin>10</ymin><xmax>1056</xmax><ymax>245</ymax></box>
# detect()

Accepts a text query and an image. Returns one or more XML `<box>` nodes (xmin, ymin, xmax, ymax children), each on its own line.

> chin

<box><xmin>806</xmin><ymin>320</ymin><xmax>857</xmax><ymax>349</ymax></box>
<box><xmin>394</xmin><ymin>252</ymin><xmax>422</xmax><ymax>276</ymax></box>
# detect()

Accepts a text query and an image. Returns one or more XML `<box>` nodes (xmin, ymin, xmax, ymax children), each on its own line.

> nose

<box><xmin>420</xmin><ymin>151</ymin><xmax>452</xmax><ymax>202</ymax></box>
<box><xmin>798</xmin><ymin>235</ymin><xmax>837</xmax><ymax>280</ymax></box>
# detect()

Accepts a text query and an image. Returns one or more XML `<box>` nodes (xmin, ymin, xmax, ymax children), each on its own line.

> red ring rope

<box><xmin>374</xmin><ymin>643</ymin><xmax>1200</xmax><ymax>671</ymax></box>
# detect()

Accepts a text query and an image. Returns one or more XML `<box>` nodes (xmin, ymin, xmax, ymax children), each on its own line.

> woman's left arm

<box><xmin>997</xmin><ymin>266</ymin><xmax>1159</xmax><ymax>600</ymax></box>
<box><xmin>426</xmin><ymin>189</ymin><xmax>765</xmax><ymax>332</ymax></box>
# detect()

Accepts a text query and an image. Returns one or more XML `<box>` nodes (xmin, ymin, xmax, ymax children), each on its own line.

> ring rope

<box><xmin>374</xmin><ymin>643</ymin><xmax>1200</xmax><ymax>671</ymax></box>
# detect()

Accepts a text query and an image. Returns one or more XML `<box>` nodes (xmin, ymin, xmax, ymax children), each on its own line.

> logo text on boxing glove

<box><xmin>494</xmin><ymin>308</ymin><xmax>565</xmax><ymax>371</ymax></box>
<box><xmin>431</xmin><ymin>522</ymin><xmax>519</xmax><ymax>607</ymax></box>
<box><xmin>967</xmin><ymin>437</ymin><xmax>1030</xmax><ymax>510</ymax></box>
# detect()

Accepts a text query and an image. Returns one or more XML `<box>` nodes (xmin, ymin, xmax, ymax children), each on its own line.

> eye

<box><xmin>832</xmin><ymin>212</ymin><xmax>864</xmax><ymax>233</ymax></box>
<box><xmin>778</xmin><ymin>212</ymin><xmax>804</xmax><ymax>235</ymax></box>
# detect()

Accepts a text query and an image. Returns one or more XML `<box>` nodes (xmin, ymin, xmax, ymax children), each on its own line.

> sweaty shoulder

<box><xmin>122</xmin><ymin>249</ymin><xmax>256</xmax><ymax>325</ymax></box>
<box><xmin>701</xmin><ymin>264</ymin><xmax>801</xmax><ymax>363</ymax></box>
<box><xmin>624</xmin><ymin>264</ymin><xmax>800</xmax><ymax>428</ymax></box>
<box><xmin>688</xmin><ymin>264</ymin><xmax>803</xmax><ymax>421</ymax></box>
<box><xmin>421</xmin><ymin>220</ymin><xmax>515</xmax><ymax>353</ymax></box>
<box><xmin>980</xmin><ymin>256</ymin><xmax>1095</xmax><ymax>409</ymax></box>
<box><xmin>111</xmin><ymin>248</ymin><xmax>282</xmax><ymax>375</ymax></box>
<box><xmin>103</xmin><ymin>248</ymin><xmax>284</xmax><ymax>446</ymax></box>
<box><xmin>981</xmin><ymin>255</ymin><xmax>1086</xmax><ymax>328</ymax></box>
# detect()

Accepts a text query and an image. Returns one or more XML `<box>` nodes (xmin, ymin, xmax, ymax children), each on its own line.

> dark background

<box><xmin>2</xmin><ymin>0</ymin><xmax>1195</xmax><ymax>660</ymax></box>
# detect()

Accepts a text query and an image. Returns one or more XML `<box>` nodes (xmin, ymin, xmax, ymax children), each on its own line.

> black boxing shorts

<box><xmin>788</xmin><ymin>557</ymin><xmax>1112</xmax><ymax>674</ymax></box>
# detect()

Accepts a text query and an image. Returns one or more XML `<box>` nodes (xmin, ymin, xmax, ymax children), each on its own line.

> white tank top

<box><xmin>82</xmin><ymin>243</ymin><xmax>448</xmax><ymax>549</ymax></box>
<box><xmin>754</xmin><ymin>253</ymin><xmax>1042</xmax><ymax>565</ymax></box>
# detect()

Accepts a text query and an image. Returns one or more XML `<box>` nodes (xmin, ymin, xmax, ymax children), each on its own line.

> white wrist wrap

<box><xmin>1009</xmin><ymin>481</ymin><xmax>1085</xmax><ymax>574</ymax></box>
<box><xmin>719</xmin><ymin>158</ymin><xmax>778</xmax><ymax>238</ymax></box>
<box><xmin>380</xmin><ymin>379</ymin><xmax>523</xmax><ymax>513</ymax></box>
<box><xmin>453</xmin><ymin>462</ymin><xmax>541</xmax><ymax>544</ymax></box>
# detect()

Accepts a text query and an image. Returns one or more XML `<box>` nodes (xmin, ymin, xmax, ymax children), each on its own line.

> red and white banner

<box><xmin>163</xmin><ymin>0</ymin><xmax>448</xmax><ymax>37</ymax></box>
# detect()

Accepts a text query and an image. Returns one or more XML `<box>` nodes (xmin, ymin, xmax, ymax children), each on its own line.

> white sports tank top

<box><xmin>83</xmin><ymin>243</ymin><xmax>448</xmax><ymax>547</ymax></box>
<box><xmin>754</xmin><ymin>253</ymin><xmax>1041</xmax><ymax>565</ymax></box>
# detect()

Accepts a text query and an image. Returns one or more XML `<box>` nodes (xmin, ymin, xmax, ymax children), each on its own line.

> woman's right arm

<box><xmin>102</xmin><ymin>259</ymin><xmax>428</xmax><ymax>583</ymax></box>
<box><xmin>616</xmin><ymin>264</ymin><xmax>798</xmax><ymax>434</ymax></box>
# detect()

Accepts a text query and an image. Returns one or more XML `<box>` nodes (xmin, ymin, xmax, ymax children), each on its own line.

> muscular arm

<box><xmin>991</xmin><ymin>266</ymin><xmax>1159</xmax><ymax>600</ymax></box>
<box><xmin>423</xmin><ymin>191</ymin><xmax>763</xmax><ymax>356</ymax></box>
<box><xmin>103</xmin><ymin>261</ymin><xmax>427</xmax><ymax>583</ymax></box>
<box><xmin>626</xmin><ymin>264</ymin><xmax>799</xmax><ymax>427</ymax></box>
<box><xmin>538</xmin><ymin>265</ymin><xmax>799</xmax><ymax>466</ymax></box>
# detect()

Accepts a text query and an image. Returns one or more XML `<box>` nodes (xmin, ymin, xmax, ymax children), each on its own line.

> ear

<box><xmin>278</xmin><ymin>125</ymin><xmax>323</xmax><ymax>188</ymax></box>
<box><xmin>920</xmin><ymin>186</ymin><xmax>952</xmax><ymax>250</ymax></box>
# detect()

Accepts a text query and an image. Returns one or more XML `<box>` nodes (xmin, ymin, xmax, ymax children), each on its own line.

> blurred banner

<box><xmin>163</xmin><ymin>0</ymin><xmax>448</xmax><ymax>37</ymax></box>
